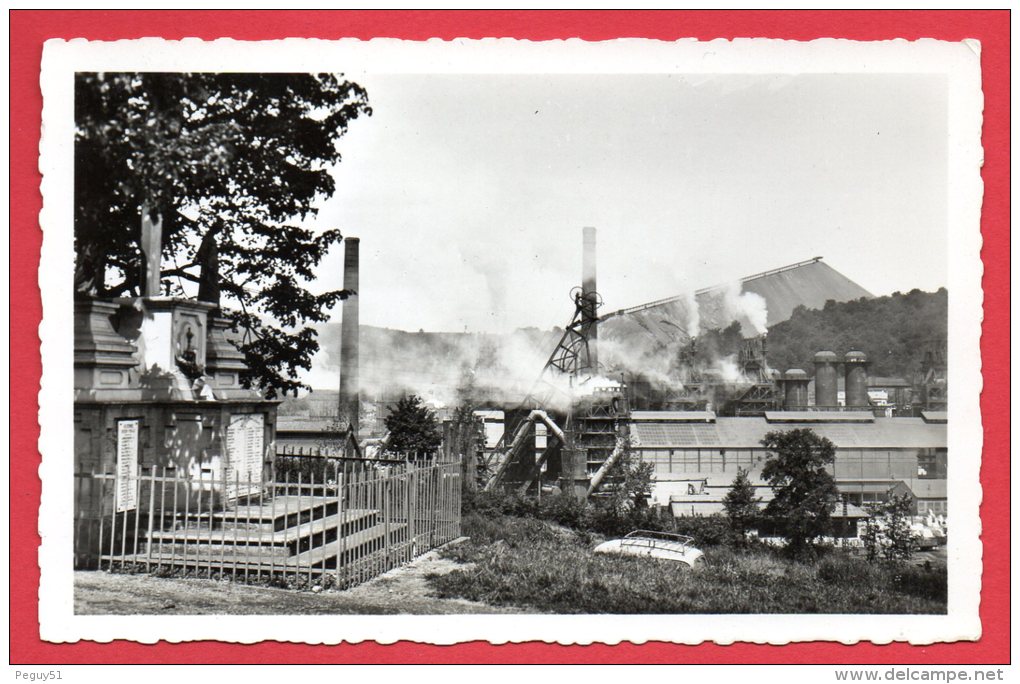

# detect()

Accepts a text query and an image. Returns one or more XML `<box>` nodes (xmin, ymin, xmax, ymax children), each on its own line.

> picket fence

<box><xmin>73</xmin><ymin>459</ymin><xmax>462</xmax><ymax>587</ymax></box>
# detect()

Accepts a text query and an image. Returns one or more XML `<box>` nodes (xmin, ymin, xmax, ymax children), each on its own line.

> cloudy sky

<box><xmin>305</xmin><ymin>72</ymin><xmax>947</xmax><ymax>334</ymax></box>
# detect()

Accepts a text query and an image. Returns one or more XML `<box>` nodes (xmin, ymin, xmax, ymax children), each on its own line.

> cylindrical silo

<box><xmin>783</xmin><ymin>368</ymin><xmax>810</xmax><ymax>409</ymax></box>
<box><xmin>813</xmin><ymin>351</ymin><xmax>839</xmax><ymax>408</ymax></box>
<box><xmin>844</xmin><ymin>350</ymin><xmax>869</xmax><ymax>407</ymax></box>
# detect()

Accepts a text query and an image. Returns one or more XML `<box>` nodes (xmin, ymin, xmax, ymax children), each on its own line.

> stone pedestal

<box><xmin>74</xmin><ymin>296</ymin><xmax>278</xmax><ymax>526</ymax></box>
<box><xmin>206</xmin><ymin>315</ymin><xmax>252</xmax><ymax>399</ymax></box>
<box><xmin>74</xmin><ymin>298</ymin><xmax>139</xmax><ymax>399</ymax></box>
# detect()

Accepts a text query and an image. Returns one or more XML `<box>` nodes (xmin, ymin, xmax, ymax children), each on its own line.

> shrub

<box><xmin>889</xmin><ymin>564</ymin><xmax>948</xmax><ymax>602</ymax></box>
<box><xmin>723</xmin><ymin>467</ymin><xmax>761</xmax><ymax>540</ymax></box>
<box><xmin>817</xmin><ymin>555</ymin><xmax>872</xmax><ymax>586</ymax></box>
<box><xmin>537</xmin><ymin>494</ymin><xmax>591</xmax><ymax>529</ymax></box>
<box><xmin>672</xmin><ymin>516</ymin><xmax>738</xmax><ymax>547</ymax></box>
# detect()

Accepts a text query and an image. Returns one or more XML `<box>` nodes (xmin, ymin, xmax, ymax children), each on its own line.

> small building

<box><xmin>665</xmin><ymin>476</ymin><xmax>869</xmax><ymax>538</ymax></box>
<box><xmin>888</xmin><ymin>479</ymin><xmax>949</xmax><ymax>516</ymax></box>
<box><xmin>276</xmin><ymin>416</ymin><xmax>348</xmax><ymax>455</ymax></box>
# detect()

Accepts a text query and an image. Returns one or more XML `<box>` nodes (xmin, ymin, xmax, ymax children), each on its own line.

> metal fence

<box><xmin>74</xmin><ymin>459</ymin><xmax>462</xmax><ymax>588</ymax></box>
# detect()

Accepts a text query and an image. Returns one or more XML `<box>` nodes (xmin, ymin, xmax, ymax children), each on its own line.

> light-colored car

<box><xmin>593</xmin><ymin>530</ymin><xmax>704</xmax><ymax>568</ymax></box>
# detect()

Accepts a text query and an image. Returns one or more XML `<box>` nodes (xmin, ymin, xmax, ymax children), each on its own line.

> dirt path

<box><xmin>75</xmin><ymin>545</ymin><xmax>525</xmax><ymax>615</ymax></box>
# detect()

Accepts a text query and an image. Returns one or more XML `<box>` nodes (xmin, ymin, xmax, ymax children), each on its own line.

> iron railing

<box><xmin>73</xmin><ymin>459</ymin><xmax>461</xmax><ymax>588</ymax></box>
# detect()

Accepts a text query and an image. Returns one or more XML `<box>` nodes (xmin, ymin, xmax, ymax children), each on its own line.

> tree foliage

<box><xmin>761</xmin><ymin>428</ymin><xmax>840</xmax><ymax>555</ymax></box>
<box><xmin>723</xmin><ymin>467</ymin><xmax>761</xmax><ymax>539</ymax></box>
<box><xmin>765</xmin><ymin>289</ymin><xmax>948</xmax><ymax>379</ymax></box>
<box><xmin>74</xmin><ymin>72</ymin><xmax>372</xmax><ymax>396</ymax></box>
<box><xmin>384</xmin><ymin>395</ymin><xmax>442</xmax><ymax>462</ymax></box>
<box><xmin>603</xmin><ymin>447</ymin><xmax>655</xmax><ymax>513</ymax></box>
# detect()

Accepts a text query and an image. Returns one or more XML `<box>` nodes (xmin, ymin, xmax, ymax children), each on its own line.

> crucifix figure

<box><xmin>196</xmin><ymin>223</ymin><xmax>222</xmax><ymax>306</ymax></box>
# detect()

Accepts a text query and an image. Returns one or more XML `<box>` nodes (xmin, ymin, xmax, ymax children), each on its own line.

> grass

<box><xmin>428</xmin><ymin>511</ymin><xmax>948</xmax><ymax>614</ymax></box>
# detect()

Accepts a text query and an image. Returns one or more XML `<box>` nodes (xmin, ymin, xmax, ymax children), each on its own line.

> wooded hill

<box><xmin>764</xmin><ymin>288</ymin><xmax>948</xmax><ymax>379</ymax></box>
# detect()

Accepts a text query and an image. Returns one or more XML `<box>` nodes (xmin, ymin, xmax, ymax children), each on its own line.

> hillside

<box><xmin>312</xmin><ymin>258</ymin><xmax>876</xmax><ymax>397</ymax></box>
<box><xmin>765</xmin><ymin>288</ymin><xmax>948</xmax><ymax>378</ymax></box>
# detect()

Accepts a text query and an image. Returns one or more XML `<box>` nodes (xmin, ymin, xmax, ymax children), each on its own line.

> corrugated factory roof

<box><xmin>668</xmin><ymin>499</ymin><xmax>869</xmax><ymax>518</ymax></box>
<box><xmin>631</xmin><ymin>410</ymin><xmax>716</xmax><ymax>422</ymax></box>
<box><xmin>763</xmin><ymin>411</ymin><xmax>874</xmax><ymax>424</ymax></box>
<box><xmin>631</xmin><ymin>416</ymin><xmax>945</xmax><ymax>449</ymax></box>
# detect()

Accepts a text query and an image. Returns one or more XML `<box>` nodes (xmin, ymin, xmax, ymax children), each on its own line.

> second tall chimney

<box><xmin>582</xmin><ymin>226</ymin><xmax>598</xmax><ymax>372</ymax></box>
<box><xmin>339</xmin><ymin>237</ymin><xmax>360</xmax><ymax>437</ymax></box>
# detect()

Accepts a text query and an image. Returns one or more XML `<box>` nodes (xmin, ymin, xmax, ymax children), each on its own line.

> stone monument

<box><xmin>73</xmin><ymin>214</ymin><xmax>278</xmax><ymax>563</ymax></box>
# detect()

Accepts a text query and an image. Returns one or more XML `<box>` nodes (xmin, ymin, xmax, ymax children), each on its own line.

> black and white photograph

<box><xmin>39</xmin><ymin>37</ymin><xmax>983</xmax><ymax>645</ymax></box>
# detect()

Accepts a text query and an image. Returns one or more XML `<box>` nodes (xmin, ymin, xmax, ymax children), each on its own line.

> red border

<box><xmin>10</xmin><ymin>10</ymin><xmax>1009</xmax><ymax>665</ymax></box>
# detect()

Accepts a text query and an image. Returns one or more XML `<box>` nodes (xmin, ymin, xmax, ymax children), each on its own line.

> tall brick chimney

<box><xmin>338</xmin><ymin>237</ymin><xmax>360</xmax><ymax>437</ymax></box>
<box><xmin>582</xmin><ymin>226</ymin><xmax>598</xmax><ymax>372</ymax></box>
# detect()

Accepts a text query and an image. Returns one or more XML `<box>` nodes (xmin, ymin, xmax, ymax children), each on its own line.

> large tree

<box><xmin>384</xmin><ymin>395</ymin><xmax>442</xmax><ymax>462</ymax></box>
<box><xmin>760</xmin><ymin>428</ymin><xmax>840</xmax><ymax>556</ymax></box>
<box><xmin>74</xmin><ymin>72</ymin><xmax>372</xmax><ymax>396</ymax></box>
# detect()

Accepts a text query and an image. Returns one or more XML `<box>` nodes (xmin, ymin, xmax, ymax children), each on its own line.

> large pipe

<box><xmin>339</xmin><ymin>237</ymin><xmax>360</xmax><ymax>436</ymax></box>
<box><xmin>813</xmin><ymin>351</ymin><xmax>839</xmax><ymax>407</ymax></box>
<box><xmin>485</xmin><ymin>410</ymin><xmax>565</xmax><ymax>490</ymax></box>
<box><xmin>844</xmin><ymin>350</ymin><xmax>869</xmax><ymax>407</ymax></box>
<box><xmin>582</xmin><ymin>226</ymin><xmax>598</xmax><ymax>371</ymax></box>
<box><xmin>586</xmin><ymin>438</ymin><xmax>627</xmax><ymax>496</ymax></box>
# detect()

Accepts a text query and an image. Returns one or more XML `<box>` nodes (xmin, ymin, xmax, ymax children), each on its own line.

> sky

<box><xmin>303</xmin><ymin>72</ymin><xmax>948</xmax><ymax>335</ymax></box>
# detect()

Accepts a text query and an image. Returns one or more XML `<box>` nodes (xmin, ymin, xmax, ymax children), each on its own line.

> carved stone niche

<box><xmin>138</xmin><ymin>297</ymin><xmax>215</xmax><ymax>377</ymax></box>
<box><xmin>205</xmin><ymin>316</ymin><xmax>250</xmax><ymax>392</ymax></box>
<box><xmin>74</xmin><ymin>298</ymin><xmax>138</xmax><ymax>394</ymax></box>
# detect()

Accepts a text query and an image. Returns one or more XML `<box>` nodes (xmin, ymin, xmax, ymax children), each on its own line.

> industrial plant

<box><xmin>279</xmin><ymin>226</ymin><xmax>949</xmax><ymax>528</ymax></box>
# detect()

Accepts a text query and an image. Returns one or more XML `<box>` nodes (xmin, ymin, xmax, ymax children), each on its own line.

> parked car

<box><xmin>593</xmin><ymin>530</ymin><xmax>704</xmax><ymax>568</ymax></box>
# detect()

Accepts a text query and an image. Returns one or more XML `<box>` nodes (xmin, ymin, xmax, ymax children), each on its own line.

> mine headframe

<box><xmin>733</xmin><ymin>334</ymin><xmax>781</xmax><ymax>416</ymax></box>
<box><xmin>487</xmin><ymin>283</ymin><xmax>620</xmax><ymax>497</ymax></box>
<box><xmin>544</xmin><ymin>285</ymin><xmax>602</xmax><ymax>376</ymax></box>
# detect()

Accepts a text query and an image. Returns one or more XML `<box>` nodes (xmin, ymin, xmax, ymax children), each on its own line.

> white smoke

<box><xmin>306</xmin><ymin>278</ymin><xmax>771</xmax><ymax>411</ymax></box>
<box><xmin>722</xmin><ymin>281</ymin><xmax>768</xmax><ymax>336</ymax></box>
<box><xmin>715</xmin><ymin>356</ymin><xmax>745</xmax><ymax>383</ymax></box>
<box><xmin>598</xmin><ymin>335</ymin><xmax>676</xmax><ymax>388</ymax></box>
<box><xmin>684</xmin><ymin>289</ymin><xmax>701</xmax><ymax>338</ymax></box>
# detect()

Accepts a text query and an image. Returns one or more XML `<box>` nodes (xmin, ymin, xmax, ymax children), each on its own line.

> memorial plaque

<box><xmin>115</xmin><ymin>419</ymin><xmax>139</xmax><ymax>512</ymax></box>
<box><xmin>226</xmin><ymin>413</ymin><xmax>264</xmax><ymax>499</ymax></box>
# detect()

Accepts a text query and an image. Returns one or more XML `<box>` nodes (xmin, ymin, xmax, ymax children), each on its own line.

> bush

<box><xmin>464</xmin><ymin>489</ymin><xmax>733</xmax><ymax>546</ymax></box>
<box><xmin>537</xmin><ymin>494</ymin><xmax>591</xmax><ymax>529</ymax></box>
<box><xmin>816</xmin><ymin>555</ymin><xmax>873</xmax><ymax>586</ymax></box>
<box><xmin>890</xmin><ymin>563</ymin><xmax>948</xmax><ymax>602</ymax></box>
<box><xmin>672</xmin><ymin>516</ymin><xmax>739</xmax><ymax>547</ymax></box>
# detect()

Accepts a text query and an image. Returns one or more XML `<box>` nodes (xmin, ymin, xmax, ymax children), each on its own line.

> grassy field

<box><xmin>427</xmin><ymin>511</ymin><xmax>948</xmax><ymax>614</ymax></box>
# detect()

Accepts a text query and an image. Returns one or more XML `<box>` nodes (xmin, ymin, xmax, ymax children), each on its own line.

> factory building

<box><xmin>629</xmin><ymin>409</ymin><xmax>947</xmax><ymax>515</ymax></box>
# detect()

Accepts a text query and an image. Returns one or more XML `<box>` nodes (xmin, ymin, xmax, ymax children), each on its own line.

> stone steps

<box><xmin>116</xmin><ymin>522</ymin><xmax>409</xmax><ymax>574</ymax></box>
<box><xmin>111</xmin><ymin>495</ymin><xmax>410</xmax><ymax>576</ymax></box>
<box><xmin>145</xmin><ymin>509</ymin><xmax>380</xmax><ymax>558</ymax></box>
